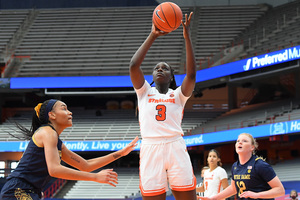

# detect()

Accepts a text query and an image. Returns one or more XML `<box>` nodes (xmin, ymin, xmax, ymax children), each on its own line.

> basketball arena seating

<box><xmin>1</xmin><ymin>3</ymin><xmax>300</xmax><ymax>198</ymax></box>
<box><xmin>0</xmin><ymin>4</ymin><xmax>268</xmax><ymax>77</ymax></box>
<box><xmin>192</xmin><ymin>99</ymin><xmax>300</xmax><ymax>134</ymax></box>
<box><xmin>0</xmin><ymin>10</ymin><xmax>29</xmax><ymax>56</ymax></box>
<box><xmin>272</xmin><ymin>158</ymin><xmax>300</xmax><ymax>182</ymax></box>
<box><xmin>61</xmin><ymin>159</ymin><xmax>300</xmax><ymax>199</ymax></box>
<box><xmin>62</xmin><ymin>168</ymin><xmax>140</xmax><ymax>199</ymax></box>
<box><xmin>245</xmin><ymin>15</ymin><xmax>300</xmax><ymax>57</ymax></box>
<box><xmin>235</xmin><ymin>0</ymin><xmax>300</xmax><ymax>59</ymax></box>
<box><xmin>9</xmin><ymin>6</ymin><xmax>192</xmax><ymax>77</ymax></box>
<box><xmin>1</xmin><ymin>100</ymin><xmax>298</xmax><ymax>141</ymax></box>
<box><xmin>0</xmin><ymin>108</ymin><xmax>214</xmax><ymax>141</ymax></box>
<box><xmin>195</xmin><ymin>5</ymin><xmax>268</xmax><ymax>65</ymax></box>
<box><xmin>1</xmin><ymin>3</ymin><xmax>298</xmax><ymax>76</ymax></box>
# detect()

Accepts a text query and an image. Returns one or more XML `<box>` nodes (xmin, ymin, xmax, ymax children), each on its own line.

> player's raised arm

<box><xmin>181</xmin><ymin>12</ymin><xmax>196</xmax><ymax>97</ymax></box>
<box><xmin>129</xmin><ymin>24</ymin><xmax>167</xmax><ymax>90</ymax></box>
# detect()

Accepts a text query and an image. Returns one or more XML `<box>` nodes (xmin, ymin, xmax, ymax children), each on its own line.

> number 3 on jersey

<box><xmin>156</xmin><ymin>105</ymin><xmax>166</xmax><ymax>121</ymax></box>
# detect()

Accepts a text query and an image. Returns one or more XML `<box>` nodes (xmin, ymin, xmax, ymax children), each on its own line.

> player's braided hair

<box><xmin>11</xmin><ymin>99</ymin><xmax>57</xmax><ymax>140</ymax></box>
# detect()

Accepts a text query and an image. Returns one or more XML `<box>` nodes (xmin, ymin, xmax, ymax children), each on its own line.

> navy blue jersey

<box><xmin>231</xmin><ymin>155</ymin><xmax>276</xmax><ymax>200</ymax></box>
<box><xmin>7</xmin><ymin>125</ymin><xmax>62</xmax><ymax>191</ymax></box>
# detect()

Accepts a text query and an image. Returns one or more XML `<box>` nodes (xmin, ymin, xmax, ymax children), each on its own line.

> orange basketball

<box><xmin>152</xmin><ymin>2</ymin><xmax>183</xmax><ymax>33</ymax></box>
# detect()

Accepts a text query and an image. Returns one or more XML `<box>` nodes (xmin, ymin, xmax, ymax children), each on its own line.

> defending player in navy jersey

<box><xmin>198</xmin><ymin>133</ymin><xmax>285</xmax><ymax>200</ymax></box>
<box><xmin>232</xmin><ymin>154</ymin><xmax>276</xmax><ymax>199</ymax></box>
<box><xmin>1</xmin><ymin>99</ymin><xmax>138</xmax><ymax>200</ymax></box>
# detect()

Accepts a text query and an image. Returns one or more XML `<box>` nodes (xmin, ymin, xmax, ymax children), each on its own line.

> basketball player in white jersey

<box><xmin>129</xmin><ymin>12</ymin><xmax>197</xmax><ymax>200</ymax></box>
<box><xmin>198</xmin><ymin>149</ymin><xmax>228</xmax><ymax>199</ymax></box>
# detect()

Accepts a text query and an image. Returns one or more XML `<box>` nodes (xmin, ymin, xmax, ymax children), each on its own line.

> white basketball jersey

<box><xmin>203</xmin><ymin>166</ymin><xmax>228</xmax><ymax>197</ymax></box>
<box><xmin>135</xmin><ymin>81</ymin><xmax>189</xmax><ymax>138</ymax></box>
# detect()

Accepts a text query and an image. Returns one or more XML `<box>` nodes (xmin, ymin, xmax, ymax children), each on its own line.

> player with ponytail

<box><xmin>196</xmin><ymin>149</ymin><xmax>228</xmax><ymax>199</ymax></box>
<box><xmin>1</xmin><ymin>99</ymin><xmax>138</xmax><ymax>200</ymax></box>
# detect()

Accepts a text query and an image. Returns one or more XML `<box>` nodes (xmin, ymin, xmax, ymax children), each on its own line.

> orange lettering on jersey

<box><xmin>148</xmin><ymin>98</ymin><xmax>175</xmax><ymax>104</ymax></box>
<box><xmin>205</xmin><ymin>174</ymin><xmax>214</xmax><ymax>180</ymax></box>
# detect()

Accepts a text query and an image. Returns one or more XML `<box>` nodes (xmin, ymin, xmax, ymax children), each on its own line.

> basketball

<box><xmin>152</xmin><ymin>2</ymin><xmax>183</xmax><ymax>32</ymax></box>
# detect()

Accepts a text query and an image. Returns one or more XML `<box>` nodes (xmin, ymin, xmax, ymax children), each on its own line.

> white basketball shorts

<box><xmin>139</xmin><ymin>135</ymin><xmax>196</xmax><ymax>196</ymax></box>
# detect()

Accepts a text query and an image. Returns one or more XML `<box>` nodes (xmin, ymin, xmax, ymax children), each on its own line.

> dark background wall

<box><xmin>0</xmin><ymin>0</ymin><xmax>158</xmax><ymax>9</ymax></box>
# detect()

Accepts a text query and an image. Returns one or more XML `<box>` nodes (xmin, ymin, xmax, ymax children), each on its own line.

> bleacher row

<box><xmin>1</xmin><ymin>99</ymin><xmax>299</xmax><ymax>141</ymax></box>
<box><xmin>1</xmin><ymin>3</ymin><xmax>300</xmax><ymax>199</ymax></box>
<box><xmin>195</xmin><ymin>4</ymin><xmax>269</xmax><ymax>61</ymax></box>
<box><xmin>193</xmin><ymin>99</ymin><xmax>300</xmax><ymax>134</ymax></box>
<box><xmin>236</xmin><ymin>0</ymin><xmax>300</xmax><ymax>59</ymax></box>
<box><xmin>5</xmin><ymin>7</ymin><xmax>192</xmax><ymax>77</ymax></box>
<box><xmin>1</xmin><ymin>2</ymin><xmax>300</xmax><ymax>77</ymax></box>
<box><xmin>0</xmin><ymin>10</ymin><xmax>29</xmax><ymax>54</ymax></box>
<box><xmin>63</xmin><ymin>168</ymin><xmax>140</xmax><ymax>199</ymax></box>
<box><xmin>0</xmin><ymin>4</ymin><xmax>269</xmax><ymax>77</ymax></box>
<box><xmin>60</xmin><ymin>158</ymin><xmax>300</xmax><ymax>199</ymax></box>
<box><xmin>0</xmin><ymin>108</ymin><xmax>217</xmax><ymax>141</ymax></box>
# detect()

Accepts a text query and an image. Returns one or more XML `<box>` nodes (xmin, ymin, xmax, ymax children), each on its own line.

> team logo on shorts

<box><xmin>14</xmin><ymin>188</ymin><xmax>33</xmax><ymax>200</ymax></box>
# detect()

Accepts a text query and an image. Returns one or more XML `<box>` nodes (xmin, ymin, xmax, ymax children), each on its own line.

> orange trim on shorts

<box><xmin>139</xmin><ymin>166</ymin><xmax>166</xmax><ymax>197</ymax></box>
<box><xmin>140</xmin><ymin>185</ymin><xmax>166</xmax><ymax>197</ymax></box>
<box><xmin>171</xmin><ymin>175</ymin><xmax>197</xmax><ymax>192</ymax></box>
<box><xmin>139</xmin><ymin>184</ymin><xmax>166</xmax><ymax>196</ymax></box>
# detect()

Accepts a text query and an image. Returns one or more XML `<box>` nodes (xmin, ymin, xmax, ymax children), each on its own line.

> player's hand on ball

<box><xmin>96</xmin><ymin>169</ymin><xmax>118</xmax><ymax>187</ymax></box>
<box><xmin>151</xmin><ymin>24</ymin><xmax>169</xmax><ymax>37</ymax></box>
<box><xmin>152</xmin><ymin>2</ymin><xmax>182</xmax><ymax>32</ymax></box>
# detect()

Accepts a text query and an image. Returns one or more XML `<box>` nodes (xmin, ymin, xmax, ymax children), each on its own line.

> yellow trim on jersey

<box><xmin>255</xmin><ymin>156</ymin><xmax>265</xmax><ymax>161</ymax></box>
<box><xmin>32</xmin><ymin>133</ymin><xmax>43</xmax><ymax>148</ymax></box>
